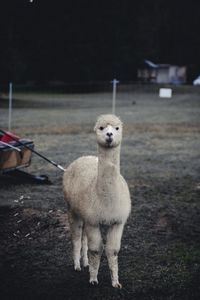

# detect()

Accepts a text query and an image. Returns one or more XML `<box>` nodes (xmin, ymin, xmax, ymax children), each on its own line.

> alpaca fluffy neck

<box><xmin>98</xmin><ymin>145</ymin><xmax>120</xmax><ymax>172</ymax></box>
<box><xmin>97</xmin><ymin>144</ymin><xmax>121</xmax><ymax>194</ymax></box>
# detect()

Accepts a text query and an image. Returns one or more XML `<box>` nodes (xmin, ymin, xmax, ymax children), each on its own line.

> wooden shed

<box><xmin>138</xmin><ymin>60</ymin><xmax>187</xmax><ymax>84</ymax></box>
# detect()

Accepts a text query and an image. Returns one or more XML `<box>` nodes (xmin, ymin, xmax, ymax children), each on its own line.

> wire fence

<box><xmin>0</xmin><ymin>80</ymin><xmax>143</xmax><ymax>94</ymax></box>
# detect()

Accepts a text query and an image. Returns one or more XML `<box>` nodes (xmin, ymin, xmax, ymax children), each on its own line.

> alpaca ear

<box><xmin>117</xmin><ymin>116</ymin><xmax>123</xmax><ymax>127</ymax></box>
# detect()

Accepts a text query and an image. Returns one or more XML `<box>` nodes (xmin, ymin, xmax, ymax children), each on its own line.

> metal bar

<box><xmin>0</xmin><ymin>141</ymin><xmax>21</xmax><ymax>152</ymax></box>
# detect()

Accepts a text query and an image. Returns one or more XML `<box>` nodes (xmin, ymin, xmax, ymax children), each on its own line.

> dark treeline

<box><xmin>0</xmin><ymin>0</ymin><xmax>200</xmax><ymax>83</ymax></box>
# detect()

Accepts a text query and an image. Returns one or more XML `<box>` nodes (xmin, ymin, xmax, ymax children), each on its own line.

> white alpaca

<box><xmin>63</xmin><ymin>114</ymin><xmax>131</xmax><ymax>288</ymax></box>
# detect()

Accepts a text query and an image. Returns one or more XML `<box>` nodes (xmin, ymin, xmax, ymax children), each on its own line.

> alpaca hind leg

<box><xmin>69</xmin><ymin>212</ymin><xmax>83</xmax><ymax>271</ymax></box>
<box><xmin>81</xmin><ymin>228</ymin><xmax>89</xmax><ymax>267</ymax></box>
<box><xmin>105</xmin><ymin>223</ymin><xmax>124</xmax><ymax>288</ymax></box>
<box><xmin>85</xmin><ymin>224</ymin><xmax>103</xmax><ymax>285</ymax></box>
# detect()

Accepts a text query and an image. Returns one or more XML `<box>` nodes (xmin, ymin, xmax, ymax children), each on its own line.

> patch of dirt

<box><xmin>0</xmin><ymin>90</ymin><xmax>200</xmax><ymax>299</ymax></box>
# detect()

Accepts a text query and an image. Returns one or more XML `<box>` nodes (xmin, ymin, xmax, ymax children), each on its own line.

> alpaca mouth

<box><xmin>106</xmin><ymin>137</ymin><xmax>113</xmax><ymax>146</ymax></box>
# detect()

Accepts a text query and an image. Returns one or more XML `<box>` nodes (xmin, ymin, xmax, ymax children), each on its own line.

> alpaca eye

<box><xmin>99</xmin><ymin>126</ymin><xmax>104</xmax><ymax>131</ymax></box>
<box><xmin>116</xmin><ymin>127</ymin><xmax>119</xmax><ymax>131</ymax></box>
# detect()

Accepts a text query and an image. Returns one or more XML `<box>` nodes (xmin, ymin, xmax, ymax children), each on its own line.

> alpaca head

<box><xmin>94</xmin><ymin>114</ymin><xmax>123</xmax><ymax>148</ymax></box>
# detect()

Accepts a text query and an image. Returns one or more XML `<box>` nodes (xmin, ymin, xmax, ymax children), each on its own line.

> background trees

<box><xmin>0</xmin><ymin>0</ymin><xmax>200</xmax><ymax>83</ymax></box>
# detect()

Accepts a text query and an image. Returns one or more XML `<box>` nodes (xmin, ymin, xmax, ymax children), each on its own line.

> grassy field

<box><xmin>0</xmin><ymin>86</ymin><xmax>200</xmax><ymax>299</ymax></box>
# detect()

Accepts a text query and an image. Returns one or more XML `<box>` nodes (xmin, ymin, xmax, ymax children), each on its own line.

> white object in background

<box><xmin>193</xmin><ymin>75</ymin><xmax>200</xmax><ymax>85</ymax></box>
<box><xmin>159</xmin><ymin>88</ymin><xmax>172</xmax><ymax>98</ymax></box>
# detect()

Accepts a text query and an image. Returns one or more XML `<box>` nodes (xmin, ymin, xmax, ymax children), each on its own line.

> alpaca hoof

<box><xmin>74</xmin><ymin>266</ymin><xmax>81</xmax><ymax>271</ymax></box>
<box><xmin>89</xmin><ymin>279</ymin><xmax>98</xmax><ymax>286</ymax></box>
<box><xmin>83</xmin><ymin>259</ymin><xmax>89</xmax><ymax>268</ymax></box>
<box><xmin>112</xmin><ymin>282</ymin><xmax>122</xmax><ymax>289</ymax></box>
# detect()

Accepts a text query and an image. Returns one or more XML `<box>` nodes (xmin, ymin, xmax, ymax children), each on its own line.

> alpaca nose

<box><xmin>106</xmin><ymin>132</ymin><xmax>113</xmax><ymax>137</ymax></box>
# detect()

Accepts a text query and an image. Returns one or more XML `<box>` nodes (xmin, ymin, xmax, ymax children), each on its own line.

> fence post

<box><xmin>8</xmin><ymin>82</ymin><xmax>13</xmax><ymax>131</ymax></box>
<box><xmin>111</xmin><ymin>79</ymin><xmax>119</xmax><ymax>115</ymax></box>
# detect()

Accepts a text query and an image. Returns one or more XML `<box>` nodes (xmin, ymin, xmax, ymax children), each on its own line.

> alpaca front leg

<box><xmin>85</xmin><ymin>224</ymin><xmax>103</xmax><ymax>285</ymax></box>
<box><xmin>69</xmin><ymin>212</ymin><xmax>83</xmax><ymax>271</ymax></box>
<box><xmin>105</xmin><ymin>223</ymin><xmax>124</xmax><ymax>288</ymax></box>
<box><xmin>81</xmin><ymin>228</ymin><xmax>89</xmax><ymax>267</ymax></box>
